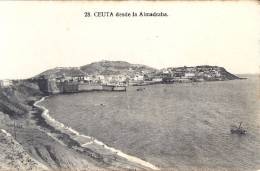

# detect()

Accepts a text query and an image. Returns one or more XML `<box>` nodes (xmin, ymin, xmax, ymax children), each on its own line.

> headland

<box><xmin>0</xmin><ymin>60</ymin><xmax>241</xmax><ymax>170</ymax></box>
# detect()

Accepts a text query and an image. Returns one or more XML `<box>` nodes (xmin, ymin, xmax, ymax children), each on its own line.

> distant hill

<box><xmin>33</xmin><ymin>60</ymin><xmax>240</xmax><ymax>80</ymax></box>
<box><xmin>35</xmin><ymin>60</ymin><xmax>157</xmax><ymax>79</ymax></box>
<box><xmin>35</xmin><ymin>67</ymin><xmax>85</xmax><ymax>79</ymax></box>
<box><xmin>80</xmin><ymin>60</ymin><xmax>156</xmax><ymax>76</ymax></box>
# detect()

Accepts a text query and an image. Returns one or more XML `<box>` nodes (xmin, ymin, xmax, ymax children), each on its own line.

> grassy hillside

<box><xmin>80</xmin><ymin>60</ymin><xmax>156</xmax><ymax>76</ymax></box>
<box><xmin>35</xmin><ymin>60</ymin><xmax>157</xmax><ymax>79</ymax></box>
<box><xmin>35</xmin><ymin>67</ymin><xmax>84</xmax><ymax>79</ymax></box>
<box><xmin>0</xmin><ymin>81</ymin><xmax>42</xmax><ymax>118</ymax></box>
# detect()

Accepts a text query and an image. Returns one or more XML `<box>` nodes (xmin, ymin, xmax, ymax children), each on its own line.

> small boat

<box><xmin>136</xmin><ymin>87</ymin><xmax>145</xmax><ymax>91</ymax></box>
<box><xmin>113</xmin><ymin>85</ymin><xmax>126</xmax><ymax>91</ymax></box>
<box><xmin>230</xmin><ymin>122</ymin><xmax>247</xmax><ymax>135</ymax></box>
<box><xmin>102</xmin><ymin>84</ymin><xmax>114</xmax><ymax>91</ymax></box>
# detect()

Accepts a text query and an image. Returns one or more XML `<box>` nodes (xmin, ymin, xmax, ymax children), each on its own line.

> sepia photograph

<box><xmin>0</xmin><ymin>1</ymin><xmax>259</xmax><ymax>171</ymax></box>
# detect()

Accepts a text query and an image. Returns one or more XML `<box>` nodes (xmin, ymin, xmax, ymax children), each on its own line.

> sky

<box><xmin>0</xmin><ymin>1</ymin><xmax>259</xmax><ymax>79</ymax></box>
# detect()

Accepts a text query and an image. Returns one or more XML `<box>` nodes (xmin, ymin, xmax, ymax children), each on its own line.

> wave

<box><xmin>34</xmin><ymin>97</ymin><xmax>160</xmax><ymax>170</ymax></box>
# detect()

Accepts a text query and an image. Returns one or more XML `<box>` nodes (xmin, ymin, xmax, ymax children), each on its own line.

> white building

<box><xmin>184</xmin><ymin>72</ymin><xmax>195</xmax><ymax>78</ymax></box>
<box><xmin>133</xmin><ymin>75</ymin><xmax>144</xmax><ymax>81</ymax></box>
<box><xmin>84</xmin><ymin>76</ymin><xmax>93</xmax><ymax>82</ymax></box>
<box><xmin>152</xmin><ymin>78</ymin><xmax>163</xmax><ymax>82</ymax></box>
<box><xmin>0</xmin><ymin>79</ymin><xmax>12</xmax><ymax>87</ymax></box>
<box><xmin>162</xmin><ymin>69</ymin><xmax>170</xmax><ymax>74</ymax></box>
<box><xmin>214</xmin><ymin>71</ymin><xmax>221</xmax><ymax>77</ymax></box>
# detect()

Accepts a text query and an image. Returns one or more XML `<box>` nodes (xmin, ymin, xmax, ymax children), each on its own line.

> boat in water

<box><xmin>102</xmin><ymin>84</ymin><xmax>114</xmax><ymax>91</ymax></box>
<box><xmin>113</xmin><ymin>85</ymin><xmax>126</xmax><ymax>91</ymax></box>
<box><xmin>136</xmin><ymin>87</ymin><xmax>145</xmax><ymax>91</ymax></box>
<box><xmin>230</xmin><ymin>122</ymin><xmax>247</xmax><ymax>135</ymax></box>
<box><xmin>102</xmin><ymin>84</ymin><xmax>126</xmax><ymax>91</ymax></box>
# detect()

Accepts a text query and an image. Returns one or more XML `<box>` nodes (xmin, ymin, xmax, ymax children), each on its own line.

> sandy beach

<box><xmin>0</xmin><ymin>81</ymin><xmax>159</xmax><ymax>171</ymax></box>
<box><xmin>34</xmin><ymin>96</ymin><xmax>159</xmax><ymax>170</ymax></box>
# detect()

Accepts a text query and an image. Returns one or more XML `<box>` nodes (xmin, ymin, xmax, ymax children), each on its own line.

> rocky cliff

<box><xmin>218</xmin><ymin>67</ymin><xmax>240</xmax><ymax>80</ymax></box>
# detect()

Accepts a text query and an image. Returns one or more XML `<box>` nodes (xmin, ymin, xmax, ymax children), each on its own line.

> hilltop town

<box><xmin>0</xmin><ymin>61</ymin><xmax>239</xmax><ymax>94</ymax></box>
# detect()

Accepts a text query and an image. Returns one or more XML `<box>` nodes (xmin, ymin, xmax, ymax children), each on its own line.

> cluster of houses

<box><xmin>36</xmin><ymin>74</ymin><xmax>130</xmax><ymax>94</ymax></box>
<box><xmin>158</xmin><ymin>66</ymin><xmax>224</xmax><ymax>83</ymax></box>
<box><xmin>51</xmin><ymin>71</ymin><xmax>154</xmax><ymax>86</ymax></box>
<box><xmin>0</xmin><ymin>79</ymin><xmax>13</xmax><ymax>88</ymax></box>
<box><xmin>38</xmin><ymin>65</ymin><xmax>225</xmax><ymax>89</ymax></box>
<box><xmin>0</xmin><ymin>65</ymin><xmax>231</xmax><ymax>95</ymax></box>
<box><xmin>54</xmin><ymin>74</ymin><xmax>127</xmax><ymax>86</ymax></box>
<box><xmin>1</xmin><ymin>65</ymin><xmax>225</xmax><ymax>91</ymax></box>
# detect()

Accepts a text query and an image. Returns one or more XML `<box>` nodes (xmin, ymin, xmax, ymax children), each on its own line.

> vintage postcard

<box><xmin>0</xmin><ymin>1</ymin><xmax>259</xmax><ymax>171</ymax></box>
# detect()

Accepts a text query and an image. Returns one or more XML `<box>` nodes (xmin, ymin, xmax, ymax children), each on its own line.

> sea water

<box><xmin>40</xmin><ymin>75</ymin><xmax>260</xmax><ymax>170</ymax></box>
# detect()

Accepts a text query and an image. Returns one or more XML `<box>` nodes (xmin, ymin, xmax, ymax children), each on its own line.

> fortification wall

<box><xmin>63</xmin><ymin>83</ymin><xmax>79</xmax><ymax>93</ymax></box>
<box><xmin>78</xmin><ymin>84</ymin><xmax>103</xmax><ymax>91</ymax></box>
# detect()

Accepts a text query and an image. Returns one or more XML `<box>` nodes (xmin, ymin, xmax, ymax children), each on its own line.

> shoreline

<box><xmin>1</xmin><ymin>79</ymin><xmax>256</xmax><ymax>170</ymax></box>
<box><xmin>33</xmin><ymin>96</ymin><xmax>160</xmax><ymax>170</ymax></box>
